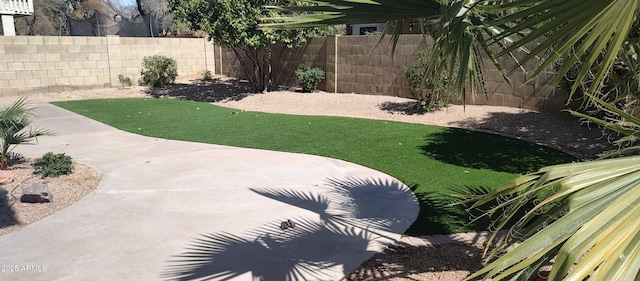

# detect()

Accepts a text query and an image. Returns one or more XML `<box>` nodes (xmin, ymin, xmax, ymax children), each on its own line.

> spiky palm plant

<box><xmin>0</xmin><ymin>97</ymin><xmax>53</xmax><ymax>169</ymax></box>
<box><xmin>262</xmin><ymin>1</ymin><xmax>640</xmax><ymax>279</ymax></box>
<box><xmin>456</xmin><ymin>94</ymin><xmax>640</xmax><ymax>280</ymax></box>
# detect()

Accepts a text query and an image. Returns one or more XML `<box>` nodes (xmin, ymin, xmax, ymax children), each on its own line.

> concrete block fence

<box><xmin>0</xmin><ymin>34</ymin><xmax>567</xmax><ymax>111</ymax></box>
<box><xmin>220</xmin><ymin>34</ymin><xmax>568</xmax><ymax>111</ymax></box>
<box><xmin>0</xmin><ymin>35</ymin><xmax>218</xmax><ymax>96</ymax></box>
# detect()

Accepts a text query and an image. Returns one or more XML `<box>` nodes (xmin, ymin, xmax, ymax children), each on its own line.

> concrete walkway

<box><xmin>0</xmin><ymin>103</ymin><xmax>419</xmax><ymax>281</ymax></box>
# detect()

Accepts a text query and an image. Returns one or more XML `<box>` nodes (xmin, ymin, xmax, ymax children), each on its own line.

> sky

<box><xmin>116</xmin><ymin>0</ymin><xmax>136</xmax><ymax>6</ymax></box>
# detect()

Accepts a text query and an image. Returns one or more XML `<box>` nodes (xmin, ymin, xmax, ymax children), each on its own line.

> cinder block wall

<box><xmin>106</xmin><ymin>36</ymin><xmax>217</xmax><ymax>87</ymax></box>
<box><xmin>333</xmin><ymin>35</ymin><xmax>427</xmax><ymax>97</ymax></box>
<box><xmin>220</xmin><ymin>34</ymin><xmax>568</xmax><ymax>111</ymax></box>
<box><xmin>0</xmin><ymin>34</ymin><xmax>567</xmax><ymax>111</ymax></box>
<box><xmin>0</xmin><ymin>36</ymin><xmax>217</xmax><ymax>97</ymax></box>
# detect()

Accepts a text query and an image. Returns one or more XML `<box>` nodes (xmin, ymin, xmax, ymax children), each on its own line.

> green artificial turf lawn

<box><xmin>53</xmin><ymin>98</ymin><xmax>576</xmax><ymax>235</ymax></box>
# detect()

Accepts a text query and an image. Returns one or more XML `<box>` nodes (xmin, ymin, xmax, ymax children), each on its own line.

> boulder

<box><xmin>21</xmin><ymin>183</ymin><xmax>53</xmax><ymax>203</ymax></box>
<box><xmin>0</xmin><ymin>171</ymin><xmax>15</xmax><ymax>185</ymax></box>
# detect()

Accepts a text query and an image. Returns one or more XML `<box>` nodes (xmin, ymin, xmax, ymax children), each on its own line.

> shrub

<box><xmin>295</xmin><ymin>67</ymin><xmax>325</xmax><ymax>92</ymax></box>
<box><xmin>403</xmin><ymin>49</ymin><xmax>459</xmax><ymax>112</ymax></box>
<box><xmin>118</xmin><ymin>74</ymin><xmax>132</xmax><ymax>88</ymax></box>
<box><xmin>202</xmin><ymin>70</ymin><xmax>212</xmax><ymax>81</ymax></box>
<box><xmin>140</xmin><ymin>55</ymin><xmax>178</xmax><ymax>87</ymax></box>
<box><xmin>32</xmin><ymin>152</ymin><xmax>73</xmax><ymax>178</ymax></box>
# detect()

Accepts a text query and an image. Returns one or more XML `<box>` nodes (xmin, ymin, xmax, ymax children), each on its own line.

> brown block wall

<box><xmin>219</xmin><ymin>34</ymin><xmax>568</xmax><ymax>111</ymax></box>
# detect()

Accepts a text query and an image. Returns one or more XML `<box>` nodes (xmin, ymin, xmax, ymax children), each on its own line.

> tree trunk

<box><xmin>136</xmin><ymin>0</ymin><xmax>146</xmax><ymax>16</ymax></box>
<box><xmin>232</xmin><ymin>45</ymin><xmax>272</xmax><ymax>93</ymax></box>
<box><xmin>0</xmin><ymin>158</ymin><xmax>8</xmax><ymax>170</ymax></box>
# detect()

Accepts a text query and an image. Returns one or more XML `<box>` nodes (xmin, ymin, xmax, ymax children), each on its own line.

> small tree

<box><xmin>0</xmin><ymin>98</ymin><xmax>53</xmax><ymax>170</ymax></box>
<box><xmin>169</xmin><ymin>0</ymin><xmax>332</xmax><ymax>93</ymax></box>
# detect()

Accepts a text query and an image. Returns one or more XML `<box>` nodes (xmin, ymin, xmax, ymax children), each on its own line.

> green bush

<box><xmin>403</xmin><ymin>49</ymin><xmax>459</xmax><ymax>112</ymax></box>
<box><xmin>295</xmin><ymin>67</ymin><xmax>325</xmax><ymax>92</ymax></box>
<box><xmin>118</xmin><ymin>74</ymin><xmax>132</xmax><ymax>88</ymax></box>
<box><xmin>32</xmin><ymin>152</ymin><xmax>73</xmax><ymax>178</ymax></box>
<box><xmin>202</xmin><ymin>69</ymin><xmax>212</xmax><ymax>81</ymax></box>
<box><xmin>140</xmin><ymin>55</ymin><xmax>178</xmax><ymax>87</ymax></box>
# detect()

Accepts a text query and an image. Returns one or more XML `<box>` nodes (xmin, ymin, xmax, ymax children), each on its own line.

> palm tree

<box><xmin>0</xmin><ymin>97</ymin><xmax>53</xmax><ymax>170</ymax></box>
<box><xmin>263</xmin><ymin>1</ymin><xmax>640</xmax><ymax>280</ymax></box>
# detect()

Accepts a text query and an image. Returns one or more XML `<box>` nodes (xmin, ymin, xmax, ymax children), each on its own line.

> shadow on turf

<box><xmin>160</xmin><ymin>177</ymin><xmax>418</xmax><ymax>281</ymax></box>
<box><xmin>448</xmin><ymin>110</ymin><xmax>615</xmax><ymax>160</ymax></box>
<box><xmin>419</xmin><ymin>127</ymin><xmax>576</xmax><ymax>174</ymax></box>
<box><xmin>403</xmin><ymin>185</ymin><xmax>495</xmax><ymax>236</ymax></box>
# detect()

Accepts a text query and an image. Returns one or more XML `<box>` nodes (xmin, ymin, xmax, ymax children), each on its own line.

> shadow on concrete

<box><xmin>161</xmin><ymin>218</ymin><xmax>374</xmax><ymax>281</ymax></box>
<box><xmin>419</xmin><ymin>127</ymin><xmax>577</xmax><ymax>174</ymax></box>
<box><xmin>161</xmin><ymin>177</ymin><xmax>418</xmax><ymax>281</ymax></box>
<box><xmin>145</xmin><ymin>77</ymin><xmax>254</xmax><ymax>103</ymax></box>
<box><xmin>0</xmin><ymin>188</ymin><xmax>18</xmax><ymax>231</ymax></box>
<box><xmin>448</xmin><ymin>110</ymin><xmax>617</xmax><ymax>160</ymax></box>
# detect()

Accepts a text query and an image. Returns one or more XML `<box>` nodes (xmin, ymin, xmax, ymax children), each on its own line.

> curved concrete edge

<box><xmin>0</xmin><ymin>103</ymin><xmax>419</xmax><ymax>281</ymax></box>
<box><xmin>396</xmin><ymin>230</ymin><xmax>509</xmax><ymax>248</ymax></box>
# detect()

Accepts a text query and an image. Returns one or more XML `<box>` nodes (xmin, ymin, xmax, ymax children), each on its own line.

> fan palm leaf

<box><xmin>452</xmin><ymin>93</ymin><xmax>640</xmax><ymax>280</ymax></box>
<box><xmin>477</xmin><ymin>0</ymin><xmax>639</xmax><ymax>102</ymax></box>
<box><xmin>457</xmin><ymin>153</ymin><xmax>640</xmax><ymax>280</ymax></box>
<box><xmin>0</xmin><ymin>97</ymin><xmax>53</xmax><ymax>168</ymax></box>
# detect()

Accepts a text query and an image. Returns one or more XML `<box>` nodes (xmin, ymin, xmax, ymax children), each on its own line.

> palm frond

<box><xmin>460</xmin><ymin>155</ymin><xmax>640</xmax><ymax>280</ymax></box>
<box><xmin>477</xmin><ymin>0</ymin><xmax>639</xmax><ymax>102</ymax></box>
<box><xmin>261</xmin><ymin>0</ymin><xmax>441</xmax><ymax>29</ymax></box>
<box><xmin>0</xmin><ymin>98</ymin><xmax>54</xmax><ymax>162</ymax></box>
<box><xmin>459</xmin><ymin>90</ymin><xmax>640</xmax><ymax>280</ymax></box>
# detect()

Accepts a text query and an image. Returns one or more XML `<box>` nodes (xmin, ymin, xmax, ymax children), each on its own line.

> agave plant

<box><xmin>0</xmin><ymin>97</ymin><xmax>53</xmax><ymax>170</ymax></box>
<box><xmin>456</xmin><ymin>94</ymin><xmax>640</xmax><ymax>280</ymax></box>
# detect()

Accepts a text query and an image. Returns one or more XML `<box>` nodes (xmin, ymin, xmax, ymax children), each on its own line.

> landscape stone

<box><xmin>0</xmin><ymin>171</ymin><xmax>15</xmax><ymax>185</ymax></box>
<box><xmin>20</xmin><ymin>183</ymin><xmax>53</xmax><ymax>203</ymax></box>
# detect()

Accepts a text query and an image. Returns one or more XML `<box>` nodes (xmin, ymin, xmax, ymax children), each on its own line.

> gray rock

<box><xmin>21</xmin><ymin>183</ymin><xmax>53</xmax><ymax>203</ymax></box>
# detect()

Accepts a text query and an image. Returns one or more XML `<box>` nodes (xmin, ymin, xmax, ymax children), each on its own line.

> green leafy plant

<box><xmin>140</xmin><ymin>55</ymin><xmax>178</xmax><ymax>87</ymax></box>
<box><xmin>295</xmin><ymin>67</ymin><xmax>325</xmax><ymax>92</ymax></box>
<box><xmin>118</xmin><ymin>74</ymin><xmax>133</xmax><ymax>88</ymax></box>
<box><xmin>202</xmin><ymin>69</ymin><xmax>212</xmax><ymax>81</ymax></box>
<box><xmin>404</xmin><ymin>49</ymin><xmax>458</xmax><ymax>112</ymax></box>
<box><xmin>0</xmin><ymin>97</ymin><xmax>53</xmax><ymax>170</ymax></box>
<box><xmin>32</xmin><ymin>152</ymin><xmax>73</xmax><ymax>178</ymax></box>
<box><xmin>169</xmin><ymin>0</ymin><xmax>334</xmax><ymax>93</ymax></box>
